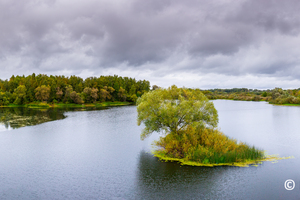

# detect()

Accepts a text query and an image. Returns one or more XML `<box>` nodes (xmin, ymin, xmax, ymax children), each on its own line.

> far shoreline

<box><xmin>210</xmin><ymin>99</ymin><xmax>300</xmax><ymax>107</ymax></box>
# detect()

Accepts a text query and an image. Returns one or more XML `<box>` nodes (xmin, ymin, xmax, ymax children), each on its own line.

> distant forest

<box><xmin>0</xmin><ymin>74</ymin><xmax>150</xmax><ymax>105</ymax></box>
<box><xmin>1</xmin><ymin>74</ymin><xmax>299</xmax><ymax>106</ymax></box>
<box><xmin>202</xmin><ymin>88</ymin><xmax>300</xmax><ymax>105</ymax></box>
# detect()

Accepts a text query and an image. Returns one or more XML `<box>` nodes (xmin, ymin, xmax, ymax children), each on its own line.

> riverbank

<box><xmin>0</xmin><ymin>101</ymin><xmax>132</xmax><ymax>108</ymax></box>
<box><xmin>211</xmin><ymin>99</ymin><xmax>300</xmax><ymax>106</ymax></box>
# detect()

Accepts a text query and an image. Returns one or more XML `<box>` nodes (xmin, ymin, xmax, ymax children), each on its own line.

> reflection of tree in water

<box><xmin>135</xmin><ymin>151</ymin><xmax>229</xmax><ymax>199</ymax></box>
<box><xmin>0</xmin><ymin>106</ymin><xmax>108</xmax><ymax>129</ymax></box>
<box><xmin>0</xmin><ymin>107</ymin><xmax>66</xmax><ymax>129</ymax></box>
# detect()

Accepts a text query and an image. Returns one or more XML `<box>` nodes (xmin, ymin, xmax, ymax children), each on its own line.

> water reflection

<box><xmin>136</xmin><ymin>151</ymin><xmax>232</xmax><ymax>199</ymax></box>
<box><xmin>0</xmin><ymin>107</ymin><xmax>66</xmax><ymax>129</ymax></box>
<box><xmin>0</xmin><ymin>106</ymin><xmax>110</xmax><ymax>130</ymax></box>
<box><xmin>135</xmin><ymin>150</ymin><xmax>286</xmax><ymax>199</ymax></box>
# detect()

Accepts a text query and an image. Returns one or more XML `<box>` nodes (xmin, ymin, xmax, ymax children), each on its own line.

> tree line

<box><xmin>202</xmin><ymin>87</ymin><xmax>300</xmax><ymax>104</ymax></box>
<box><xmin>0</xmin><ymin>74</ymin><xmax>150</xmax><ymax>105</ymax></box>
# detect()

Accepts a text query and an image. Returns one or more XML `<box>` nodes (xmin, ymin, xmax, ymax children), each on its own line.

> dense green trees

<box><xmin>0</xmin><ymin>74</ymin><xmax>150</xmax><ymax>105</ymax></box>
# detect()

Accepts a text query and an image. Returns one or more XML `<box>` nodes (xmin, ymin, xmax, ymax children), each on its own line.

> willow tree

<box><xmin>137</xmin><ymin>85</ymin><xmax>218</xmax><ymax>140</ymax></box>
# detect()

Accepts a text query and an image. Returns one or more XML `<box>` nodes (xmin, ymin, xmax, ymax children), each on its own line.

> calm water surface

<box><xmin>0</xmin><ymin>100</ymin><xmax>299</xmax><ymax>199</ymax></box>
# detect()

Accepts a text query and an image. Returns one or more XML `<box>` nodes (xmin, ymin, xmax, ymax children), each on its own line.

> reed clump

<box><xmin>153</xmin><ymin>126</ymin><xmax>265</xmax><ymax>166</ymax></box>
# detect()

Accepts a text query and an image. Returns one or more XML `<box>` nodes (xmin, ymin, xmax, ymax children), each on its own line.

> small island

<box><xmin>137</xmin><ymin>85</ymin><xmax>286</xmax><ymax>167</ymax></box>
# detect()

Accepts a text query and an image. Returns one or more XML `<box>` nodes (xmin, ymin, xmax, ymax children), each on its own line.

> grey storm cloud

<box><xmin>1</xmin><ymin>0</ymin><xmax>300</xmax><ymax>88</ymax></box>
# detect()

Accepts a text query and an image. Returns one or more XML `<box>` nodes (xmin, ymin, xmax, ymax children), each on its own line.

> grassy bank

<box><xmin>153</xmin><ymin>151</ymin><xmax>292</xmax><ymax>167</ymax></box>
<box><xmin>152</xmin><ymin>126</ymin><xmax>290</xmax><ymax>167</ymax></box>
<box><xmin>0</xmin><ymin>101</ymin><xmax>132</xmax><ymax>108</ymax></box>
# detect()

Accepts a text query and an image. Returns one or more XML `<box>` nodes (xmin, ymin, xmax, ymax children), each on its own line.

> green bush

<box><xmin>154</xmin><ymin>126</ymin><xmax>264</xmax><ymax>164</ymax></box>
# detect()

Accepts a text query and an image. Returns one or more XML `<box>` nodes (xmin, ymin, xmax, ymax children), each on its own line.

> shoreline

<box><xmin>210</xmin><ymin>99</ymin><xmax>300</xmax><ymax>106</ymax></box>
<box><xmin>153</xmin><ymin>151</ymin><xmax>293</xmax><ymax>167</ymax></box>
<box><xmin>0</xmin><ymin>101</ymin><xmax>132</xmax><ymax>109</ymax></box>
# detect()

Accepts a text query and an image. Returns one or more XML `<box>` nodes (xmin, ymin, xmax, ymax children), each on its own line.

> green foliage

<box><xmin>137</xmin><ymin>85</ymin><xmax>264</xmax><ymax>165</ymax></box>
<box><xmin>118</xmin><ymin>87</ymin><xmax>127</xmax><ymax>102</ymax></box>
<box><xmin>0</xmin><ymin>92</ymin><xmax>9</xmax><ymax>106</ymax></box>
<box><xmin>56</xmin><ymin>87</ymin><xmax>63</xmax><ymax>102</ymax></box>
<box><xmin>13</xmin><ymin>85</ymin><xmax>27</xmax><ymax>105</ymax></box>
<box><xmin>99</xmin><ymin>87</ymin><xmax>109</xmax><ymax>102</ymax></box>
<box><xmin>83</xmin><ymin>87</ymin><xmax>92</xmax><ymax>103</ymax></box>
<box><xmin>0</xmin><ymin>73</ymin><xmax>150</xmax><ymax>106</ymax></box>
<box><xmin>127</xmin><ymin>94</ymin><xmax>137</xmax><ymax>103</ymax></box>
<box><xmin>63</xmin><ymin>85</ymin><xmax>73</xmax><ymax>103</ymax></box>
<box><xmin>99</xmin><ymin>86</ymin><xmax>115</xmax><ymax>102</ymax></box>
<box><xmin>35</xmin><ymin>85</ymin><xmax>50</xmax><ymax>102</ymax></box>
<box><xmin>154</xmin><ymin>126</ymin><xmax>264</xmax><ymax>164</ymax></box>
<box><xmin>202</xmin><ymin>87</ymin><xmax>300</xmax><ymax>106</ymax></box>
<box><xmin>91</xmin><ymin>88</ymin><xmax>98</xmax><ymax>103</ymax></box>
<box><xmin>137</xmin><ymin>85</ymin><xmax>218</xmax><ymax>140</ymax></box>
<box><xmin>70</xmin><ymin>91</ymin><xmax>84</xmax><ymax>104</ymax></box>
<box><xmin>262</xmin><ymin>91</ymin><xmax>267</xmax><ymax>97</ymax></box>
<box><xmin>82</xmin><ymin>87</ymin><xmax>98</xmax><ymax>103</ymax></box>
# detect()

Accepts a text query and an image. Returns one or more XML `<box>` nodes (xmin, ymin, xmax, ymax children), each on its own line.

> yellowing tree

<box><xmin>56</xmin><ymin>87</ymin><xmax>63</xmax><ymax>102</ymax></box>
<box><xmin>118</xmin><ymin>87</ymin><xmax>126</xmax><ymax>102</ymax></box>
<box><xmin>137</xmin><ymin>85</ymin><xmax>218</xmax><ymax>140</ymax></box>
<box><xmin>91</xmin><ymin>88</ymin><xmax>98</xmax><ymax>103</ymax></box>
<box><xmin>83</xmin><ymin>87</ymin><xmax>92</xmax><ymax>103</ymax></box>
<box><xmin>70</xmin><ymin>91</ymin><xmax>83</xmax><ymax>104</ymax></box>
<box><xmin>99</xmin><ymin>86</ymin><xmax>115</xmax><ymax>102</ymax></box>
<box><xmin>35</xmin><ymin>85</ymin><xmax>50</xmax><ymax>102</ymax></box>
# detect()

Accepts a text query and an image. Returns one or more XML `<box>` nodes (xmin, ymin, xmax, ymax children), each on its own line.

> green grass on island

<box><xmin>152</xmin><ymin>126</ymin><xmax>291</xmax><ymax>167</ymax></box>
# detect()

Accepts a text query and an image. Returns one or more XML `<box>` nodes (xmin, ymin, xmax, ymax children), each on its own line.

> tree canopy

<box><xmin>0</xmin><ymin>74</ymin><xmax>150</xmax><ymax>105</ymax></box>
<box><xmin>137</xmin><ymin>85</ymin><xmax>218</xmax><ymax>140</ymax></box>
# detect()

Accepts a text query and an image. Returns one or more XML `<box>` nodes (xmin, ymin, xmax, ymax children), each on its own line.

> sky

<box><xmin>1</xmin><ymin>0</ymin><xmax>300</xmax><ymax>89</ymax></box>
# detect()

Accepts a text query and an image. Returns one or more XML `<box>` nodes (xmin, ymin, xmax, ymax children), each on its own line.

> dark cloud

<box><xmin>229</xmin><ymin>0</ymin><xmax>300</xmax><ymax>35</ymax></box>
<box><xmin>1</xmin><ymin>0</ymin><xmax>300</xmax><ymax>88</ymax></box>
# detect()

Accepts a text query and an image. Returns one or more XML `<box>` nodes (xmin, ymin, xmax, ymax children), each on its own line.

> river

<box><xmin>0</xmin><ymin>100</ymin><xmax>299</xmax><ymax>199</ymax></box>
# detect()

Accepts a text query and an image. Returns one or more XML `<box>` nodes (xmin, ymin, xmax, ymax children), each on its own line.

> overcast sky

<box><xmin>1</xmin><ymin>0</ymin><xmax>300</xmax><ymax>89</ymax></box>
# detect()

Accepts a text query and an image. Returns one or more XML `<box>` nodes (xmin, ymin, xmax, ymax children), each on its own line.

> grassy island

<box><xmin>153</xmin><ymin>126</ymin><xmax>265</xmax><ymax>167</ymax></box>
<box><xmin>137</xmin><ymin>85</ymin><xmax>286</xmax><ymax>167</ymax></box>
